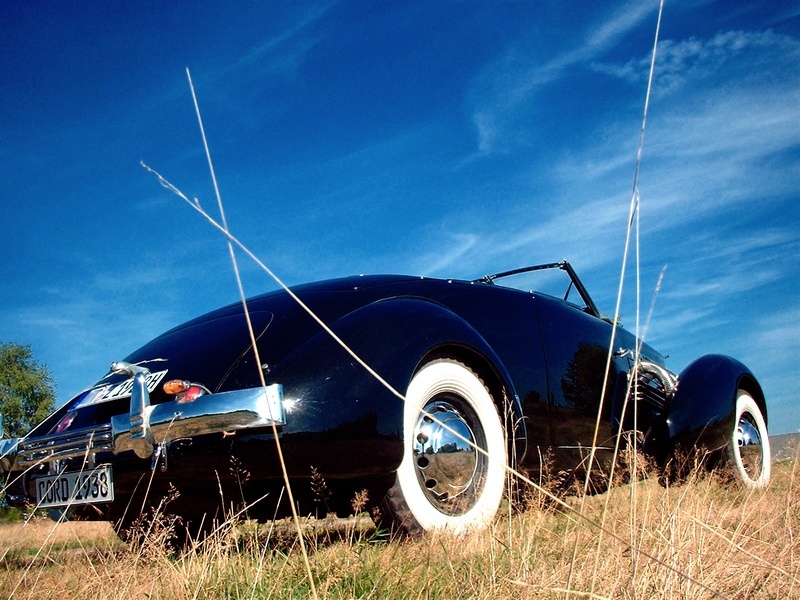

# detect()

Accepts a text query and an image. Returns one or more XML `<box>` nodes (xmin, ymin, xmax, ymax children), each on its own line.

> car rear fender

<box><xmin>265</xmin><ymin>296</ymin><xmax>525</xmax><ymax>468</ymax></box>
<box><xmin>667</xmin><ymin>354</ymin><xmax>766</xmax><ymax>452</ymax></box>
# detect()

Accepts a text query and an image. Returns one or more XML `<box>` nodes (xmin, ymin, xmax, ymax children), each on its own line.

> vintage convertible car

<box><xmin>0</xmin><ymin>261</ymin><xmax>770</xmax><ymax>536</ymax></box>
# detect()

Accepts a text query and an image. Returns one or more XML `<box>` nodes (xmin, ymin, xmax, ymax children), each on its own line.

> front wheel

<box><xmin>380</xmin><ymin>359</ymin><xmax>507</xmax><ymax>535</ymax></box>
<box><xmin>727</xmin><ymin>390</ymin><xmax>770</xmax><ymax>488</ymax></box>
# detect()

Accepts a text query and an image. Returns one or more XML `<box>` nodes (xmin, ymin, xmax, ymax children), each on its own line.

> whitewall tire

<box><xmin>728</xmin><ymin>390</ymin><xmax>771</xmax><ymax>489</ymax></box>
<box><xmin>382</xmin><ymin>359</ymin><xmax>507</xmax><ymax>535</ymax></box>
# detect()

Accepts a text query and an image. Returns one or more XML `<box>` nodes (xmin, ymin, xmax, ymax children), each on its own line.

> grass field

<box><xmin>1</xmin><ymin>458</ymin><xmax>797</xmax><ymax>599</ymax></box>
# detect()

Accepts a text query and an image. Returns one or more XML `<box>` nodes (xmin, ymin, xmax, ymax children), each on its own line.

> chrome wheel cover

<box><xmin>735</xmin><ymin>412</ymin><xmax>765</xmax><ymax>480</ymax></box>
<box><xmin>412</xmin><ymin>397</ymin><xmax>486</xmax><ymax>514</ymax></box>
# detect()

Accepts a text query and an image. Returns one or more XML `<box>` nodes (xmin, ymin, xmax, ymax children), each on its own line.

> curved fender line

<box><xmin>667</xmin><ymin>354</ymin><xmax>765</xmax><ymax>452</ymax></box>
<box><xmin>269</xmin><ymin>296</ymin><xmax>528</xmax><ymax>468</ymax></box>
<box><xmin>348</xmin><ymin>296</ymin><xmax>527</xmax><ymax>440</ymax></box>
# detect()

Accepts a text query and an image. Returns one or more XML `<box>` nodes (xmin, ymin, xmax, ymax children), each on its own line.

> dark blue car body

<box><xmin>1</xmin><ymin>263</ymin><xmax>770</xmax><ymax>534</ymax></box>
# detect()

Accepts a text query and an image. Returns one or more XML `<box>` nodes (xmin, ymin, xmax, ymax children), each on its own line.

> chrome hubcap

<box><xmin>736</xmin><ymin>413</ymin><xmax>764</xmax><ymax>480</ymax></box>
<box><xmin>412</xmin><ymin>397</ymin><xmax>484</xmax><ymax>514</ymax></box>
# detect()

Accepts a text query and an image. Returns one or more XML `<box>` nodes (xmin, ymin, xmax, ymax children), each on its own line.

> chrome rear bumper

<box><xmin>0</xmin><ymin>379</ymin><xmax>285</xmax><ymax>473</ymax></box>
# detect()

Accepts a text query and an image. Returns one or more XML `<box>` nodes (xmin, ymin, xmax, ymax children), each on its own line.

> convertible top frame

<box><xmin>477</xmin><ymin>260</ymin><xmax>609</xmax><ymax>322</ymax></box>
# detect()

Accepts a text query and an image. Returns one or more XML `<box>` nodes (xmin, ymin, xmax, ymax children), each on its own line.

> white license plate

<box><xmin>35</xmin><ymin>466</ymin><xmax>114</xmax><ymax>508</ymax></box>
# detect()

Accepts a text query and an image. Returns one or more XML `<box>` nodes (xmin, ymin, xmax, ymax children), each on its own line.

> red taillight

<box><xmin>181</xmin><ymin>385</ymin><xmax>205</xmax><ymax>402</ymax></box>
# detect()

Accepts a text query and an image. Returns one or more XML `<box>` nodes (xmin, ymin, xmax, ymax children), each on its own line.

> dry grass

<box><xmin>1</xmin><ymin>460</ymin><xmax>797</xmax><ymax>599</ymax></box>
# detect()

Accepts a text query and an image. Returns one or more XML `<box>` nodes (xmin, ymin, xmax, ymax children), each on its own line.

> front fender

<box><xmin>667</xmin><ymin>354</ymin><xmax>764</xmax><ymax>452</ymax></box>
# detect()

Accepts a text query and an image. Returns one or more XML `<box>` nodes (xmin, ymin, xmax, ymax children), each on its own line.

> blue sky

<box><xmin>2</xmin><ymin>1</ymin><xmax>798</xmax><ymax>434</ymax></box>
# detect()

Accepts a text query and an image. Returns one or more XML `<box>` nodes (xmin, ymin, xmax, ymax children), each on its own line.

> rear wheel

<box><xmin>380</xmin><ymin>359</ymin><xmax>507</xmax><ymax>535</ymax></box>
<box><xmin>727</xmin><ymin>390</ymin><xmax>770</xmax><ymax>488</ymax></box>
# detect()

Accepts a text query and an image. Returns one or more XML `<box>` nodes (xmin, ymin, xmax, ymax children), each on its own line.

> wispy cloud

<box><xmin>402</xmin><ymin>20</ymin><xmax>800</xmax><ymax>299</ymax></box>
<box><xmin>408</xmin><ymin>190</ymin><xmax>632</xmax><ymax>280</ymax></box>
<box><xmin>663</xmin><ymin>269</ymin><xmax>783</xmax><ymax>301</ymax></box>
<box><xmin>732</xmin><ymin>306</ymin><xmax>800</xmax><ymax>433</ymax></box>
<box><xmin>408</xmin><ymin>231</ymin><xmax>478</xmax><ymax>277</ymax></box>
<box><xmin>234</xmin><ymin>2</ymin><xmax>338</xmax><ymax>71</ymax></box>
<box><xmin>593</xmin><ymin>29</ymin><xmax>800</xmax><ymax>95</ymax></box>
<box><xmin>543</xmin><ymin>1</ymin><xmax>657</xmax><ymax>81</ymax></box>
<box><xmin>469</xmin><ymin>1</ymin><xmax>657</xmax><ymax>155</ymax></box>
<box><xmin>645</xmin><ymin>306</ymin><xmax>720</xmax><ymax>344</ymax></box>
<box><xmin>753</xmin><ymin>307</ymin><xmax>800</xmax><ymax>355</ymax></box>
<box><xmin>193</xmin><ymin>1</ymin><xmax>338</xmax><ymax>84</ymax></box>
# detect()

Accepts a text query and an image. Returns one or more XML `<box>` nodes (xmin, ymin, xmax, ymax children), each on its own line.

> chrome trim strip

<box><xmin>111</xmin><ymin>384</ymin><xmax>286</xmax><ymax>455</ymax></box>
<box><xmin>0</xmin><ymin>384</ymin><xmax>286</xmax><ymax>473</ymax></box>
<box><xmin>15</xmin><ymin>424</ymin><xmax>114</xmax><ymax>468</ymax></box>
<box><xmin>129</xmin><ymin>371</ymin><xmax>155</xmax><ymax>459</ymax></box>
